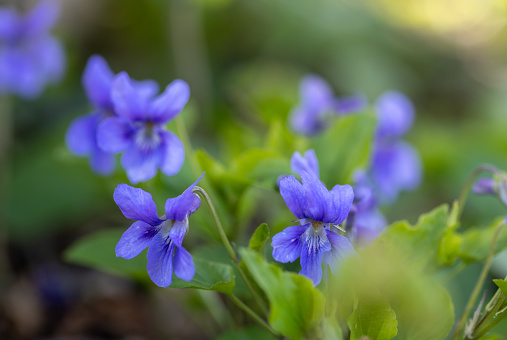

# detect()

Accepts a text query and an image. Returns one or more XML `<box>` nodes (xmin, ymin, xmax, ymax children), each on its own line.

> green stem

<box><xmin>470</xmin><ymin>303</ymin><xmax>507</xmax><ymax>339</ymax></box>
<box><xmin>452</xmin><ymin>221</ymin><xmax>506</xmax><ymax>340</ymax></box>
<box><xmin>457</xmin><ymin>164</ymin><xmax>499</xmax><ymax>219</ymax></box>
<box><xmin>228</xmin><ymin>293</ymin><xmax>281</xmax><ymax>338</ymax></box>
<box><xmin>193</xmin><ymin>186</ymin><xmax>268</xmax><ymax>314</ymax></box>
<box><xmin>0</xmin><ymin>95</ymin><xmax>12</xmax><ymax>291</ymax></box>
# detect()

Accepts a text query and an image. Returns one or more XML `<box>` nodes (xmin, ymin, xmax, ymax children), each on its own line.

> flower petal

<box><xmin>113</xmin><ymin>184</ymin><xmax>162</xmax><ymax>225</ymax></box>
<box><xmin>289</xmin><ymin>106</ymin><xmax>324</xmax><ymax>136</ymax></box>
<box><xmin>473</xmin><ymin>178</ymin><xmax>495</xmax><ymax>195</ymax></box>
<box><xmin>165</xmin><ymin>173</ymin><xmax>204</xmax><ymax>221</ymax></box>
<box><xmin>301</xmin><ymin>172</ymin><xmax>330</xmax><ymax>222</ymax></box>
<box><xmin>132</xmin><ymin>79</ymin><xmax>159</xmax><ymax>100</ymax></box>
<box><xmin>0</xmin><ymin>9</ymin><xmax>19</xmax><ymax>41</ymax></box>
<box><xmin>350</xmin><ymin>209</ymin><xmax>387</xmax><ymax>246</ymax></box>
<box><xmin>97</xmin><ymin>117</ymin><xmax>132</xmax><ymax>153</ymax></box>
<box><xmin>375</xmin><ymin>91</ymin><xmax>414</xmax><ymax>140</ymax></box>
<box><xmin>89</xmin><ymin>145</ymin><xmax>115</xmax><ymax>175</ymax></box>
<box><xmin>169</xmin><ymin>219</ymin><xmax>187</xmax><ymax>247</ymax></box>
<box><xmin>300</xmin><ymin>226</ymin><xmax>331</xmax><ymax>286</ymax></box>
<box><xmin>290</xmin><ymin>149</ymin><xmax>319</xmax><ymax>179</ymax></box>
<box><xmin>121</xmin><ymin>144</ymin><xmax>163</xmax><ymax>184</ymax></box>
<box><xmin>149</xmin><ymin>79</ymin><xmax>190</xmax><ymax>123</ymax></box>
<box><xmin>300</xmin><ymin>74</ymin><xmax>334</xmax><ymax>113</ymax></box>
<box><xmin>322</xmin><ymin>229</ymin><xmax>356</xmax><ymax>274</ymax></box>
<box><xmin>327</xmin><ymin>184</ymin><xmax>354</xmax><ymax>225</ymax></box>
<box><xmin>111</xmin><ymin>72</ymin><xmax>150</xmax><ymax>121</ymax></box>
<box><xmin>334</xmin><ymin>94</ymin><xmax>367</xmax><ymax>114</ymax></box>
<box><xmin>36</xmin><ymin>36</ymin><xmax>65</xmax><ymax>84</ymax></box>
<box><xmin>271</xmin><ymin>224</ymin><xmax>307</xmax><ymax>263</ymax></box>
<box><xmin>65</xmin><ymin>112</ymin><xmax>100</xmax><ymax>156</ymax></box>
<box><xmin>115</xmin><ymin>220</ymin><xmax>157</xmax><ymax>259</ymax></box>
<box><xmin>147</xmin><ymin>232</ymin><xmax>175</xmax><ymax>287</ymax></box>
<box><xmin>159</xmin><ymin>131</ymin><xmax>185</xmax><ymax>177</ymax></box>
<box><xmin>279</xmin><ymin>175</ymin><xmax>307</xmax><ymax>219</ymax></box>
<box><xmin>173</xmin><ymin>246</ymin><xmax>195</xmax><ymax>281</ymax></box>
<box><xmin>82</xmin><ymin>55</ymin><xmax>114</xmax><ymax>110</ymax></box>
<box><xmin>23</xmin><ymin>0</ymin><xmax>59</xmax><ymax>37</ymax></box>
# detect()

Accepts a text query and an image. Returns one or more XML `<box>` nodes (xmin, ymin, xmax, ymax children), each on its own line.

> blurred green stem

<box><xmin>457</xmin><ymin>164</ymin><xmax>499</xmax><ymax>220</ymax></box>
<box><xmin>228</xmin><ymin>293</ymin><xmax>280</xmax><ymax>338</ymax></box>
<box><xmin>193</xmin><ymin>186</ymin><xmax>268</xmax><ymax>315</ymax></box>
<box><xmin>452</xmin><ymin>220</ymin><xmax>506</xmax><ymax>340</ymax></box>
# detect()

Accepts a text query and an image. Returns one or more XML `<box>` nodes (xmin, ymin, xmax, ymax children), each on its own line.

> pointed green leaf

<box><xmin>248</xmin><ymin>223</ymin><xmax>270</xmax><ymax>254</ymax></box>
<box><xmin>240</xmin><ymin>248</ymin><xmax>325</xmax><ymax>340</ymax></box>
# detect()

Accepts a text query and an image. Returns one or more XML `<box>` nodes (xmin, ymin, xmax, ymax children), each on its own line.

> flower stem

<box><xmin>452</xmin><ymin>220</ymin><xmax>506</xmax><ymax>340</ymax></box>
<box><xmin>193</xmin><ymin>186</ymin><xmax>268</xmax><ymax>314</ymax></box>
<box><xmin>228</xmin><ymin>293</ymin><xmax>281</xmax><ymax>338</ymax></box>
<box><xmin>457</xmin><ymin>164</ymin><xmax>499</xmax><ymax>220</ymax></box>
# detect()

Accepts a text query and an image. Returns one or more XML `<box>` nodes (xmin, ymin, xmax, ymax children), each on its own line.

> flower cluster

<box><xmin>290</xmin><ymin>74</ymin><xmax>366</xmax><ymax>136</ymax></box>
<box><xmin>473</xmin><ymin>168</ymin><xmax>507</xmax><ymax>207</ymax></box>
<box><xmin>66</xmin><ymin>55</ymin><xmax>189</xmax><ymax>183</ymax></box>
<box><xmin>0</xmin><ymin>0</ymin><xmax>65</xmax><ymax>98</ymax></box>
<box><xmin>272</xmin><ymin>150</ymin><xmax>356</xmax><ymax>286</ymax></box>
<box><xmin>115</xmin><ymin>173</ymin><xmax>204</xmax><ymax>287</ymax></box>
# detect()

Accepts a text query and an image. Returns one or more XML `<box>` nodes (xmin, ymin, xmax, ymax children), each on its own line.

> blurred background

<box><xmin>3</xmin><ymin>0</ymin><xmax>507</xmax><ymax>338</ymax></box>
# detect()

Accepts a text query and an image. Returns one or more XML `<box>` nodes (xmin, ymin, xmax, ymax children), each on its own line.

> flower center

<box><xmin>311</xmin><ymin>220</ymin><xmax>324</xmax><ymax>233</ymax></box>
<box><xmin>135</xmin><ymin>123</ymin><xmax>161</xmax><ymax>151</ymax></box>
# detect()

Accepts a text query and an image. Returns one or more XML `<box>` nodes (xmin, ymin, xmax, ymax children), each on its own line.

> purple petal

<box><xmin>159</xmin><ymin>131</ymin><xmax>185</xmax><ymax>177</ymax></box>
<box><xmin>147</xmin><ymin>232</ymin><xmax>175</xmax><ymax>287</ymax></box>
<box><xmin>165</xmin><ymin>173</ymin><xmax>204</xmax><ymax>221</ymax></box>
<box><xmin>334</xmin><ymin>94</ymin><xmax>368</xmax><ymax>114</ymax></box>
<box><xmin>132</xmin><ymin>79</ymin><xmax>159</xmax><ymax>100</ymax></box>
<box><xmin>375</xmin><ymin>91</ymin><xmax>414</xmax><ymax>140</ymax></box>
<box><xmin>290</xmin><ymin>149</ymin><xmax>319</xmax><ymax>179</ymax></box>
<box><xmin>271</xmin><ymin>224</ymin><xmax>307</xmax><ymax>263</ymax></box>
<box><xmin>36</xmin><ymin>36</ymin><xmax>65</xmax><ymax>84</ymax></box>
<box><xmin>121</xmin><ymin>144</ymin><xmax>163</xmax><ymax>184</ymax></box>
<box><xmin>472</xmin><ymin>178</ymin><xmax>496</xmax><ymax>196</ymax></box>
<box><xmin>322</xmin><ymin>229</ymin><xmax>356</xmax><ymax>274</ymax></box>
<box><xmin>301</xmin><ymin>172</ymin><xmax>330</xmax><ymax>222</ymax></box>
<box><xmin>115</xmin><ymin>220</ymin><xmax>157</xmax><ymax>259</ymax></box>
<box><xmin>327</xmin><ymin>184</ymin><xmax>354</xmax><ymax>225</ymax></box>
<box><xmin>279</xmin><ymin>175</ymin><xmax>307</xmax><ymax>219</ymax></box>
<box><xmin>289</xmin><ymin>106</ymin><xmax>324</xmax><ymax>136</ymax></box>
<box><xmin>113</xmin><ymin>184</ymin><xmax>162</xmax><ymax>226</ymax></box>
<box><xmin>173</xmin><ymin>247</ymin><xmax>195</xmax><ymax>281</ymax></box>
<box><xmin>169</xmin><ymin>220</ymin><xmax>187</xmax><ymax>247</ymax></box>
<box><xmin>89</xmin><ymin>145</ymin><xmax>115</xmax><ymax>175</ymax></box>
<box><xmin>0</xmin><ymin>47</ymin><xmax>42</xmax><ymax>98</ymax></box>
<box><xmin>300</xmin><ymin>75</ymin><xmax>334</xmax><ymax>113</ymax></box>
<box><xmin>300</xmin><ymin>226</ymin><xmax>331</xmax><ymax>286</ymax></box>
<box><xmin>23</xmin><ymin>0</ymin><xmax>60</xmax><ymax>37</ymax></box>
<box><xmin>0</xmin><ymin>9</ymin><xmax>19</xmax><ymax>41</ymax></box>
<box><xmin>372</xmin><ymin>141</ymin><xmax>422</xmax><ymax>203</ymax></box>
<box><xmin>65</xmin><ymin>113</ymin><xmax>100</xmax><ymax>156</ymax></box>
<box><xmin>97</xmin><ymin>117</ymin><xmax>132</xmax><ymax>153</ymax></box>
<box><xmin>111</xmin><ymin>72</ymin><xmax>150</xmax><ymax>121</ymax></box>
<box><xmin>83</xmin><ymin>55</ymin><xmax>114</xmax><ymax>110</ymax></box>
<box><xmin>148</xmin><ymin>79</ymin><xmax>190</xmax><ymax>123</ymax></box>
<box><xmin>350</xmin><ymin>209</ymin><xmax>387</xmax><ymax>246</ymax></box>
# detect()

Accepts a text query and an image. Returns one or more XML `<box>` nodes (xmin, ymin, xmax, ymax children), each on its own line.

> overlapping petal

<box><xmin>97</xmin><ymin>117</ymin><xmax>132</xmax><ymax>153</ymax></box>
<box><xmin>334</xmin><ymin>94</ymin><xmax>367</xmax><ymax>114</ymax></box>
<box><xmin>83</xmin><ymin>55</ymin><xmax>114</xmax><ymax>110</ymax></box>
<box><xmin>271</xmin><ymin>224</ymin><xmax>307</xmax><ymax>263</ymax></box>
<box><xmin>111</xmin><ymin>72</ymin><xmax>150</xmax><ymax>121</ymax></box>
<box><xmin>300</xmin><ymin>172</ymin><xmax>330</xmax><ymax>222</ymax></box>
<box><xmin>121</xmin><ymin>144</ymin><xmax>163</xmax><ymax>184</ymax></box>
<box><xmin>65</xmin><ymin>113</ymin><xmax>100</xmax><ymax>156</ymax></box>
<box><xmin>322</xmin><ymin>229</ymin><xmax>356</xmax><ymax>275</ymax></box>
<box><xmin>160</xmin><ymin>131</ymin><xmax>185</xmax><ymax>177</ymax></box>
<box><xmin>0</xmin><ymin>9</ymin><xmax>19</xmax><ymax>41</ymax></box>
<box><xmin>291</xmin><ymin>149</ymin><xmax>319</xmax><ymax>179</ymax></box>
<box><xmin>113</xmin><ymin>184</ymin><xmax>162</xmax><ymax>226</ymax></box>
<box><xmin>300</xmin><ymin>75</ymin><xmax>334</xmax><ymax>112</ymax></box>
<box><xmin>89</xmin><ymin>145</ymin><xmax>115</xmax><ymax>175</ymax></box>
<box><xmin>147</xmin><ymin>233</ymin><xmax>175</xmax><ymax>287</ymax></box>
<box><xmin>173</xmin><ymin>247</ymin><xmax>195</xmax><ymax>281</ymax></box>
<box><xmin>116</xmin><ymin>220</ymin><xmax>158</xmax><ymax>260</ymax></box>
<box><xmin>168</xmin><ymin>220</ymin><xmax>187</xmax><ymax>247</ymax></box>
<box><xmin>327</xmin><ymin>184</ymin><xmax>354</xmax><ymax>225</ymax></box>
<box><xmin>23</xmin><ymin>0</ymin><xmax>59</xmax><ymax>38</ymax></box>
<box><xmin>375</xmin><ymin>91</ymin><xmax>414</xmax><ymax>140</ymax></box>
<box><xmin>165</xmin><ymin>173</ymin><xmax>204</xmax><ymax>221</ymax></box>
<box><xmin>300</xmin><ymin>226</ymin><xmax>331</xmax><ymax>286</ymax></box>
<box><xmin>149</xmin><ymin>79</ymin><xmax>190</xmax><ymax>123</ymax></box>
<box><xmin>279</xmin><ymin>175</ymin><xmax>307</xmax><ymax>219</ymax></box>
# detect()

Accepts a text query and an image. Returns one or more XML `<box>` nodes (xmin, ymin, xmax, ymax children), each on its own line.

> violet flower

<box><xmin>0</xmin><ymin>0</ymin><xmax>65</xmax><ymax>98</ymax></box>
<box><xmin>66</xmin><ymin>55</ymin><xmax>158</xmax><ymax>175</ymax></box>
<box><xmin>97</xmin><ymin>72</ymin><xmax>189</xmax><ymax>184</ymax></box>
<box><xmin>115</xmin><ymin>173</ymin><xmax>203</xmax><ymax>287</ymax></box>
<box><xmin>272</xmin><ymin>171</ymin><xmax>355</xmax><ymax>286</ymax></box>
<box><xmin>371</xmin><ymin>91</ymin><xmax>422</xmax><ymax>203</ymax></box>
<box><xmin>290</xmin><ymin>75</ymin><xmax>366</xmax><ymax>136</ymax></box>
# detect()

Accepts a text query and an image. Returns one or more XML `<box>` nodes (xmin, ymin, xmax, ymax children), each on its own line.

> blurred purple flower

<box><xmin>290</xmin><ymin>149</ymin><xmax>319</xmax><ymax>178</ymax></box>
<box><xmin>473</xmin><ymin>173</ymin><xmax>507</xmax><ymax>206</ymax></box>
<box><xmin>370</xmin><ymin>91</ymin><xmax>422</xmax><ymax>202</ymax></box>
<box><xmin>290</xmin><ymin>75</ymin><xmax>366</xmax><ymax>136</ymax></box>
<box><xmin>66</xmin><ymin>56</ymin><xmax>158</xmax><ymax>175</ymax></box>
<box><xmin>115</xmin><ymin>173</ymin><xmax>204</xmax><ymax>287</ymax></box>
<box><xmin>472</xmin><ymin>178</ymin><xmax>496</xmax><ymax>196</ymax></box>
<box><xmin>272</xmin><ymin>172</ymin><xmax>355</xmax><ymax>286</ymax></box>
<box><xmin>0</xmin><ymin>0</ymin><xmax>65</xmax><ymax>98</ymax></box>
<box><xmin>97</xmin><ymin>72</ymin><xmax>188</xmax><ymax>183</ymax></box>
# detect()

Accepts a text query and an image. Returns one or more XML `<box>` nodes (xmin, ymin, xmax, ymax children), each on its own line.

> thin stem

<box><xmin>452</xmin><ymin>221</ymin><xmax>506</xmax><ymax>340</ymax></box>
<box><xmin>193</xmin><ymin>186</ymin><xmax>268</xmax><ymax>314</ymax></box>
<box><xmin>457</xmin><ymin>164</ymin><xmax>499</xmax><ymax>219</ymax></box>
<box><xmin>228</xmin><ymin>294</ymin><xmax>281</xmax><ymax>338</ymax></box>
<box><xmin>470</xmin><ymin>304</ymin><xmax>507</xmax><ymax>339</ymax></box>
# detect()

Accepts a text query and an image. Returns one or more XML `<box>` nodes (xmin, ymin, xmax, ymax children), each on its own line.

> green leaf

<box><xmin>215</xmin><ymin>326</ymin><xmax>276</xmax><ymax>340</ymax></box>
<box><xmin>459</xmin><ymin>217</ymin><xmax>507</xmax><ymax>262</ymax></box>
<box><xmin>347</xmin><ymin>294</ymin><xmax>398</xmax><ymax>340</ymax></box>
<box><xmin>65</xmin><ymin>229</ymin><xmax>235</xmax><ymax>294</ymax></box>
<box><xmin>494</xmin><ymin>278</ymin><xmax>507</xmax><ymax>296</ymax></box>
<box><xmin>240</xmin><ymin>248</ymin><xmax>325</xmax><ymax>340</ymax></box>
<box><xmin>312</xmin><ymin>112</ymin><xmax>375</xmax><ymax>184</ymax></box>
<box><xmin>248</xmin><ymin>224</ymin><xmax>270</xmax><ymax>254</ymax></box>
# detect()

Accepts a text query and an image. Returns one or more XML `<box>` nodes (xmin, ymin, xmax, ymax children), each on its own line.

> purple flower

<box><xmin>290</xmin><ymin>75</ymin><xmax>366</xmax><ymax>136</ymax></box>
<box><xmin>472</xmin><ymin>178</ymin><xmax>496</xmax><ymax>196</ymax></box>
<box><xmin>97</xmin><ymin>72</ymin><xmax>188</xmax><ymax>184</ymax></box>
<box><xmin>65</xmin><ymin>55</ymin><xmax>158</xmax><ymax>175</ymax></box>
<box><xmin>0</xmin><ymin>0</ymin><xmax>65</xmax><ymax>98</ymax></box>
<box><xmin>370</xmin><ymin>91</ymin><xmax>422</xmax><ymax>202</ymax></box>
<box><xmin>290</xmin><ymin>149</ymin><xmax>319</xmax><ymax>179</ymax></box>
<box><xmin>473</xmin><ymin>173</ymin><xmax>507</xmax><ymax>206</ymax></box>
<box><xmin>272</xmin><ymin>172</ymin><xmax>355</xmax><ymax>285</ymax></box>
<box><xmin>115</xmin><ymin>173</ymin><xmax>204</xmax><ymax>287</ymax></box>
